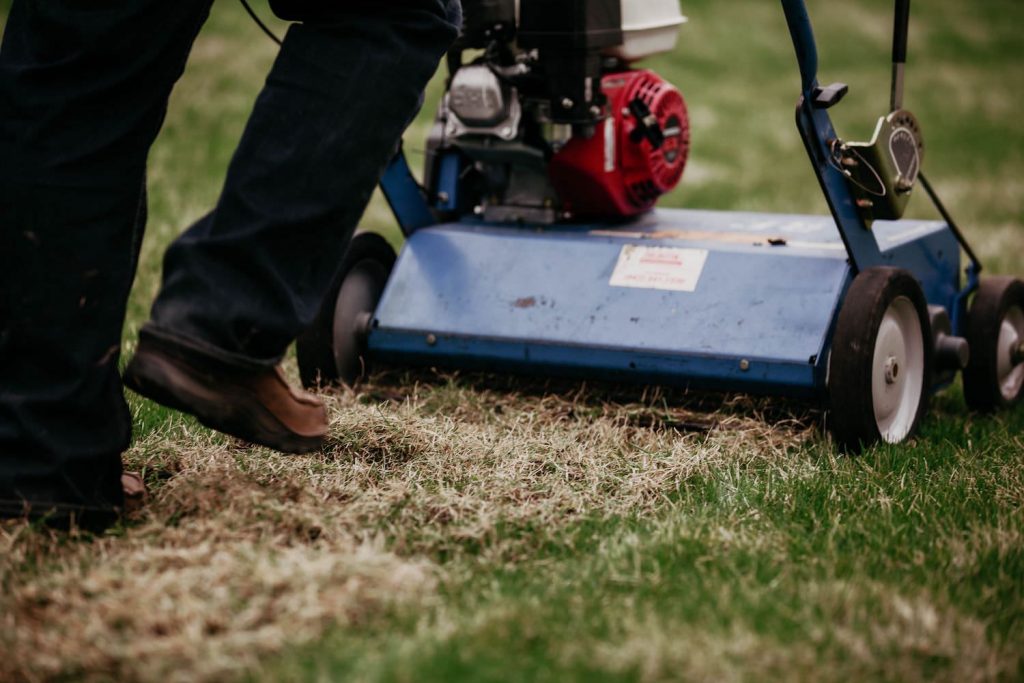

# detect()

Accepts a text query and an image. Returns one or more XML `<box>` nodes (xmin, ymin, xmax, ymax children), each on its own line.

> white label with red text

<box><xmin>609</xmin><ymin>245</ymin><xmax>708</xmax><ymax>292</ymax></box>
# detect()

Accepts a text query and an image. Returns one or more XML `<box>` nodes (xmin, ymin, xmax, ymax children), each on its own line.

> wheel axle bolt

<box><xmin>355</xmin><ymin>312</ymin><xmax>374</xmax><ymax>338</ymax></box>
<box><xmin>1013</xmin><ymin>342</ymin><xmax>1024</xmax><ymax>367</ymax></box>
<box><xmin>884</xmin><ymin>356</ymin><xmax>900</xmax><ymax>384</ymax></box>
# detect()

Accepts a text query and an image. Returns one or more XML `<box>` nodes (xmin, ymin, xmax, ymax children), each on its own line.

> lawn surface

<box><xmin>1</xmin><ymin>1</ymin><xmax>1022</xmax><ymax>681</ymax></box>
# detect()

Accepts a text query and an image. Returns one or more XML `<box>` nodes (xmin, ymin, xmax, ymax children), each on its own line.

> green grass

<box><xmin>266</xmin><ymin>388</ymin><xmax>1023</xmax><ymax>683</ymax></box>
<box><xmin>2</xmin><ymin>1</ymin><xmax>1023</xmax><ymax>681</ymax></box>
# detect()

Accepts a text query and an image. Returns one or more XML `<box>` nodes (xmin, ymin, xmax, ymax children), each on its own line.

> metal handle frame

<box><xmin>781</xmin><ymin>0</ymin><xmax>980</xmax><ymax>333</ymax></box>
<box><xmin>781</xmin><ymin>0</ymin><xmax>885</xmax><ymax>271</ymax></box>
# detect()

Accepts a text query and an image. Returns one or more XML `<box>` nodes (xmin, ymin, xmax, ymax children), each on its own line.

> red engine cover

<box><xmin>550</xmin><ymin>70</ymin><xmax>690</xmax><ymax>219</ymax></box>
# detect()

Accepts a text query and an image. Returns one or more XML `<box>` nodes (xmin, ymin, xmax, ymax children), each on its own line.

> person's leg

<box><xmin>144</xmin><ymin>0</ymin><xmax>461</xmax><ymax>366</ymax></box>
<box><xmin>0</xmin><ymin>0</ymin><xmax>213</xmax><ymax>529</ymax></box>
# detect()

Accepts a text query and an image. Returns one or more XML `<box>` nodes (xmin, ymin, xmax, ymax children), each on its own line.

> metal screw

<box><xmin>739</xmin><ymin>359</ymin><xmax>750</xmax><ymax>372</ymax></box>
<box><xmin>426</xmin><ymin>334</ymin><xmax>437</xmax><ymax>346</ymax></box>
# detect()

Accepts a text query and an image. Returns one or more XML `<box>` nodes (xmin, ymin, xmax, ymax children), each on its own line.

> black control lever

<box><xmin>812</xmin><ymin>82</ymin><xmax>849</xmax><ymax>109</ymax></box>
<box><xmin>628</xmin><ymin>98</ymin><xmax>665</xmax><ymax>149</ymax></box>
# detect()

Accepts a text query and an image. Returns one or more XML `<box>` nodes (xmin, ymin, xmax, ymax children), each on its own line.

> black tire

<box><xmin>963</xmin><ymin>276</ymin><xmax>1024</xmax><ymax>412</ymax></box>
<box><xmin>296</xmin><ymin>232</ymin><xmax>396</xmax><ymax>389</ymax></box>
<box><xmin>828</xmin><ymin>267</ymin><xmax>933</xmax><ymax>453</ymax></box>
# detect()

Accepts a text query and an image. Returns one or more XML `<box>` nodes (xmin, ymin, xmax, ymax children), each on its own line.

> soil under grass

<box><xmin>2</xmin><ymin>0</ymin><xmax>1022</xmax><ymax>681</ymax></box>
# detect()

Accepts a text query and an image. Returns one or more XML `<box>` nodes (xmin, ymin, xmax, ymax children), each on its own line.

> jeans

<box><xmin>0</xmin><ymin>0</ymin><xmax>461</xmax><ymax>518</ymax></box>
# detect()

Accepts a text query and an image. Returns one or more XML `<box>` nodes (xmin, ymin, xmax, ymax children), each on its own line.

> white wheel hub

<box><xmin>872</xmin><ymin>296</ymin><xmax>925</xmax><ymax>443</ymax></box>
<box><xmin>997</xmin><ymin>305</ymin><xmax>1024</xmax><ymax>401</ymax></box>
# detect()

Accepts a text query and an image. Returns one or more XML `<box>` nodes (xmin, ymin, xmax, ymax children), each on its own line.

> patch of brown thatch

<box><xmin>1</xmin><ymin>372</ymin><xmax>812</xmax><ymax>681</ymax></box>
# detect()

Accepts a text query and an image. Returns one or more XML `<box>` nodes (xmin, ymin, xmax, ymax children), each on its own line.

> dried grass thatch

<box><xmin>1</xmin><ymin>372</ymin><xmax>812</xmax><ymax>681</ymax></box>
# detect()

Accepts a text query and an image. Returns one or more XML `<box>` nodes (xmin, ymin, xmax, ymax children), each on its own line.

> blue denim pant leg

<box><xmin>146</xmin><ymin>1</ymin><xmax>461</xmax><ymax>367</ymax></box>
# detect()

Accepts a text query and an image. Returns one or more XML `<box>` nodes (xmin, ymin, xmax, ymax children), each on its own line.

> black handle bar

<box><xmin>892</xmin><ymin>0</ymin><xmax>911</xmax><ymax>64</ymax></box>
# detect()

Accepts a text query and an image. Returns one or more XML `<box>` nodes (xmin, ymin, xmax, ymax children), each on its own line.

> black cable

<box><xmin>239</xmin><ymin>0</ymin><xmax>283</xmax><ymax>46</ymax></box>
<box><xmin>919</xmin><ymin>171</ymin><xmax>982</xmax><ymax>273</ymax></box>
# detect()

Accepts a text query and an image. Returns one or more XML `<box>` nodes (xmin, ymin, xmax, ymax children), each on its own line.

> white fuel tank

<box><xmin>607</xmin><ymin>0</ymin><xmax>687</xmax><ymax>62</ymax></box>
<box><xmin>512</xmin><ymin>1</ymin><xmax>686</xmax><ymax>62</ymax></box>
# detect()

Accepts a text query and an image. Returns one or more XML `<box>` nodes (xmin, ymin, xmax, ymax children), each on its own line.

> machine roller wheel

<box><xmin>828</xmin><ymin>267</ymin><xmax>933</xmax><ymax>452</ymax></box>
<box><xmin>296</xmin><ymin>232</ymin><xmax>396</xmax><ymax>389</ymax></box>
<box><xmin>962</xmin><ymin>276</ymin><xmax>1024</xmax><ymax>411</ymax></box>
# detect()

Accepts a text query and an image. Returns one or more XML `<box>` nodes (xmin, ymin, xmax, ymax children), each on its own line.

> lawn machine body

<box><xmin>299</xmin><ymin>0</ymin><xmax>1024</xmax><ymax>451</ymax></box>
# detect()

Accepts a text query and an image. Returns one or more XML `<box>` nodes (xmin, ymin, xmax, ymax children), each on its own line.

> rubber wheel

<box><xmin>296</xmin><ymin>232</ymin><xmax>396</xmax><ymax>389</ymax></box>
<box><xmin>828</xmin><ymin>267</ymin><xmax>933</xmax><ymax>453</ymax></box>
<box><xmin>963</xmin><ymin>276</ymin><xmax>1024</xmax><ymax>411</ymax></box>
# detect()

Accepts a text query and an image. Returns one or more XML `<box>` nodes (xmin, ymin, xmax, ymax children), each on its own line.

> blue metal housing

<box><xmin>367</xmin><ymin>210</ymin><xmax>959</xmax><ymax>397</ymax></box>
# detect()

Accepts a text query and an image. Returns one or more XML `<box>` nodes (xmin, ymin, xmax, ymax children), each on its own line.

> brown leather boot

<box><xmin>123</xmin><ymin>332</ymin><xmax>328</xmax><ymax>454</ymax></box>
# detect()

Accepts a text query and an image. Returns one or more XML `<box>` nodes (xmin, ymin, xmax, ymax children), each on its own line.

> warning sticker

<box><xmin>609</xmin><ymin>245</ymin><xmax>708</xmax><ymax>293</ymax></box>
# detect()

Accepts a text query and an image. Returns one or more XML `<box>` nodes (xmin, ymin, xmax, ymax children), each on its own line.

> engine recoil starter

<box><xmin>550</xmin><ymin>69</ymin><xmax>690</xmax><ymax>219</ymax></box>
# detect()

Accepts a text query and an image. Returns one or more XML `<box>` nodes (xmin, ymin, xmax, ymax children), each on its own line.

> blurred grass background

<box><xmin>1</xmin><ymin>1</ymin><xmax>1022</xmax><ymax>681</ymax></box>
